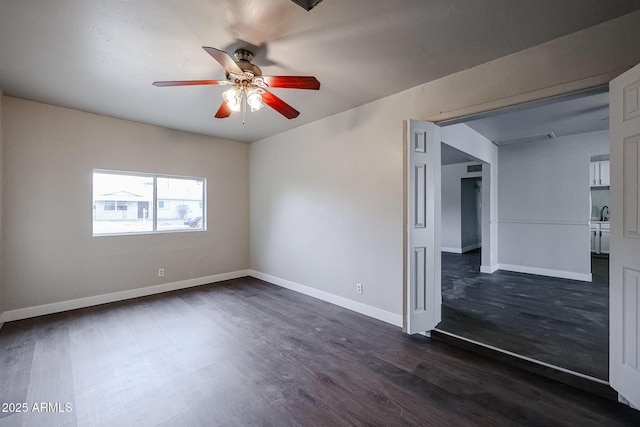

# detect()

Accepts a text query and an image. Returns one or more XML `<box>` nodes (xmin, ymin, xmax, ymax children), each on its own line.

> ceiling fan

<box><xmin>153</xmin><ymin>47</ymin><xmax>320</xmax><ymax>120</ymax></box>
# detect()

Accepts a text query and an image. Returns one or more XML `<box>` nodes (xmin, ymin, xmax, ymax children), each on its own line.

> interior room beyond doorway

<box><xmin>437</xmin><ymin>88</ymin><xmax>610</xmax><ymax>381</ymax></box>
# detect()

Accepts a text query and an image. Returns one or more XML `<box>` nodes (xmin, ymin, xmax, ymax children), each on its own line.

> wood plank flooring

<box><xmin>439</xmin><ymin>249</ymin><xmax>609</xmax><ymax>380</ymax></box>
<box><xmin>2</xmin><ymin>276</ymin><xmax>638</xmax><ymax>426</ymax></box>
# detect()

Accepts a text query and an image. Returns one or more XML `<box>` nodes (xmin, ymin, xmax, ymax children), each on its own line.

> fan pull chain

<box><xmin>242</xmin><ymin>94</ymin><xmax>246</xmax><ymax>125</ymax></box>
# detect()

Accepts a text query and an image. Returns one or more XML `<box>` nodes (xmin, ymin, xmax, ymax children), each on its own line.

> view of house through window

<box><xmin>93</xmin><ymin>170</ymin><xmax>205</xmax><ymax>235</ymax></box>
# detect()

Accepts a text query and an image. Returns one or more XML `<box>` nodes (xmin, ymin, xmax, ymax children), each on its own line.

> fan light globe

<box><xmin>222</xmin><ymin>87</ymin><xmax>242</xmax><ymax>112</ymax></box>
<box><xmin>247</xmin><ymin>89</ymin><xmax>264</xmax><ymax>112</ymax></box>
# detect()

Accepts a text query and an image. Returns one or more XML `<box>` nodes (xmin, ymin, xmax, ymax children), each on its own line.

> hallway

<box><xmin>438</xmin><ymin>250</ymin><xmax>609</xmax><ymax>380</ymax></box>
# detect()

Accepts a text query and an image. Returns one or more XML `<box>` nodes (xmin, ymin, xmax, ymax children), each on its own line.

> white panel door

<box><xmin>610</xmin><ymin>62</ymin><xmax>640</xmax><ymax>408</ymax></box>
<box><xmin>404</xmin><ymin>119</ymin><xmax>442</xmax><ymax>334</ymax></box>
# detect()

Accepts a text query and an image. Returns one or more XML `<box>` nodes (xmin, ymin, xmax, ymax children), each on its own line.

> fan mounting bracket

<box><xmin>229</xmin><ymin>49</ymin><xmax>262</xmax><ymax>79</ymax></box>
<box><xmin>234</xmin><ymin>49</ymin><xmax>254</xmax><ymax>62</ymax></box>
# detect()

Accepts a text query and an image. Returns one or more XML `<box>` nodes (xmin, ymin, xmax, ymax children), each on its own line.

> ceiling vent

<box><xmin>467</xmin><ymin>164</ymin><xmax>483</xmax><ymax>173</ymax></box>
<box><xmin>291</xmin><ymin>0</ymin><xmax>324</xmax><ymax>11</ymax></box>
<box><xmin>496</xmin><ymin>132</ymin><xmax>557</xmax><ymax>145</ymax></box>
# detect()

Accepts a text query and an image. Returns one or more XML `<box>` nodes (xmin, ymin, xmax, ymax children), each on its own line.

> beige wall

<box><xmin>0</xmin><ymin>88</ymin><xmax>3</xmax><ymax>315</ymax></box>
<box><xmin>2</xmin><ymin>97</ymin><xmax>249</xmax><ymax>311</ymax></box>
<box><xmin>498</xmin><ymin>130</ymin><xmax>609</xmax><ymax>279</ymax></box>
<box><xmin>250</xmin><ymin>12</ymin><xmax>640</xmax><ymax>319</ymax></box>
<box><xmin>3</xmin><ymin>11</ymin><xmax>640</xmax><ymax>322</ymax></box>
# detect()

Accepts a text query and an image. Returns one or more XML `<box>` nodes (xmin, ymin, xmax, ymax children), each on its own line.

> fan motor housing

<box><xmin>233</xmin><ymin>49</ymin><xmax>262</xmax><ymax>78</ymax></box>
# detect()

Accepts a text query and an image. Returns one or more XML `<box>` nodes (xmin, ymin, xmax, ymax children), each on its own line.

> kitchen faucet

<box><xmin>601</xmin><ymin>206</ymin><xmax>610</xmax><ymax>221</ymax></box>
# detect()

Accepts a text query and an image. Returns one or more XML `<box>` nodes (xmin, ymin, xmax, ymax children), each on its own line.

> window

<box><xmin>93</xmin><ymin>170</ymin><xmax>205</xmax><ymax>236</ymax></box>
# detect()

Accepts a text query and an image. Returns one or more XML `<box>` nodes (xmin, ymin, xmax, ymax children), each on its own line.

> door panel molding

<box><xmin>412</xmin><ymin>247</ymin><xmax>426</xmax><ymax>311</ymax></box>
<box><xmin>622</xmin><ymin>268</ymin><xmax>640</xmax><ymax>369</ymax></box>
<box><xmin>414</xmin><ymin>164</ymin><xmax>427</xmax><ymax>228</ymax></box>
<box><xmin>623</xmin><ymin>136</ymin><xmax>640</xmax><ymax>239</ymax></box>
<box><xmin>623</xmin><ymin>79</ymin><xmax>640</xmax><ymax>121</ymax></box>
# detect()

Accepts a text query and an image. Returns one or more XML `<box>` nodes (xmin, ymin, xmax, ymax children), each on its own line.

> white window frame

<box><xmin>93</xmin><ymin>169</ymin><xmax>206</xmax><ymax>236</ymax></box>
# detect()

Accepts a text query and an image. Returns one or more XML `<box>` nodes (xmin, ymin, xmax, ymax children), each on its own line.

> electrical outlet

<box><xmin>158</xmin><ymin>268</ymin><xmax>165</xmax><ymax>277</ymax></box>
<box><xmin>356</xmin><ymin>283</ymin><xmax>362</xmax><ymax>294</ymax></box>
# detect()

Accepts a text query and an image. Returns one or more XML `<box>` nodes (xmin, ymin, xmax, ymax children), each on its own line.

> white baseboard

<box><xmin>498</xmin><ymin>264</ymin><xmax>592</xmax><ymax>282</ymax></box>
<box><xmin>441</xmin><ymin>247</ymin><xmax>462</xmax><ymax>253</ymax></box>
<box><xmin>1</xmin><ymin>270</ymin><xmax>404</xmax><ymax>328</ymax></box>
<box><xmin>0</xmin><ymin>270</ymin><xmax>251</xmax><ymax>323</ymax></box>
<box><xmin>461</xmin><ymin>243</ymin><xmax>481</xmax><ymax>253</ymax></box>
<box><xmin>480</xmin><ymin>264</ymin><xmax>499</xmax><ymax>274</ymax></box>
<box><xmin>442</xmin><ymin>244</ymin><xmax>481</xmax><ymax>254</ymax></box>
<box><xmin>248</xmin><ymin>270</ymin><xmax>403</xmax><ymax>327</ymax></box>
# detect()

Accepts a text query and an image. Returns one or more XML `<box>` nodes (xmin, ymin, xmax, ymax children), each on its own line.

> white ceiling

<box><xmin>441</xmin><ymin>143</ymin><xmax>478</xmax><ymax>166</ymax></box>
<box><xmin>0</xmin><ymin>1</ymin><xmax>637</xmax><ymax>143</ymax></box>
<box><xmin>441</xmin><ymin>89</ymin><xmax>610</xmax><ymax>165</ymax></box>
<box><xmin>465</xmin><ymin>90</ymin><xmax>609</xmax><ymax>145</ymax></box>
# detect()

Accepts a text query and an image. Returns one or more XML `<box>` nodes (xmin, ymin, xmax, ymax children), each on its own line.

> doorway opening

<box><xmin>461</xmin><ymin>177</ymin><xmax>482</xmax><ymax>253</ymax></box>
<box><xmin>436</xmin><ymin>87</ymin><xmax>610</xmax><ymax>382</ymax></box>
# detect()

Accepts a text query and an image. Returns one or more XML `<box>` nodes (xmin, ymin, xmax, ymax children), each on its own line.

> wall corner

<box><xmin>0</xmin><ymin>88</ymin><xmax>4</xmax><ymax>316</ymax></box>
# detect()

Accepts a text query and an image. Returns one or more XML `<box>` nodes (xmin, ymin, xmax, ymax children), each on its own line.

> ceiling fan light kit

<box><xmin>153</xmin><ymin>47</ymin><xmax>320</xmax><ymax>123</ymax></box>
<box><xmin>222</xmin><ymin>82</ymin><xmax>264</xmax><ymax>112</ymax></box>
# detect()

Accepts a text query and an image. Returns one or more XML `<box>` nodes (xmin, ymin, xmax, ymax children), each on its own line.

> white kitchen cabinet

<box><xmin>591</xmin><ymin>222</ymin><xmax>610</xmax><ymax>254</ymax></box>
<box><xmin>590</xmin><ymin>160</ymin><xmax>610</xmax><ymax>187</ymax></box>
<box><xmin>600</xmin><ymin>223</ymin><xmax>610</xmax><ymax>254</ymax></box>
<box><xmin>599</xmin><ymin>161</ymin><xmax>610</xmax><ymax>186</ymax></box>
<box><xmin>600</xmin><ymin>230</ymin><xmax>610</xmax><ymax>254</ymax></box>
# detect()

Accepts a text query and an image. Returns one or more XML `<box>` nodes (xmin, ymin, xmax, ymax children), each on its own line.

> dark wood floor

<box><xmin>2</xmin><ymin>277</ymin><xmax>638</xmax><ymax>426</ymax></box>
<box><xmin>439</xmin><ymin>249</ymin><xmax>609</xmax><ymax>380</ymax></box>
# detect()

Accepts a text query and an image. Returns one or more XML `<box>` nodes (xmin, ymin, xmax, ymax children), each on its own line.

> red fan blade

<box><xmin>153</xmin><ymin>80</ymin><xmax>226</xmax><ymax>87</ymax></box>
<box><xmin>262</xmin><ymin>76</ymin><xmax>320</xmax><ymax>90</ymax></box>
<box><xmin>261</xmin><ymin>90</ymin><xmax>300</xmax><ymax>119</ymax></box>
<box><xmin>215</xmin><ymin>101</ymin><xmax>232</xmax><ymax>118</ymax></box>
<box><xmin>203</xmin><ymin>47</ymin><xmax>244</xmax><ymax>75</ymax></box>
